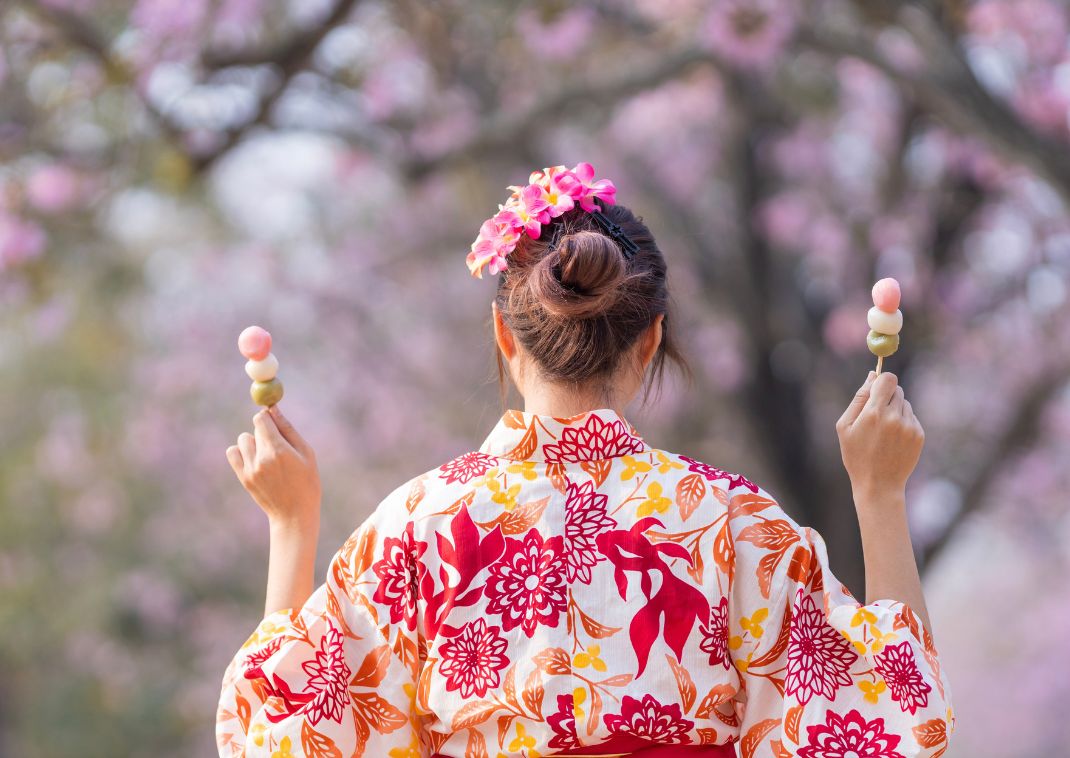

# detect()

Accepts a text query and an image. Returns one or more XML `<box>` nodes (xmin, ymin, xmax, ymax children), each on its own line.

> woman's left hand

<box><xmin>226</xmin><ymin>405</ymin><xmax>321</xmax><ymax>529</ymax></box>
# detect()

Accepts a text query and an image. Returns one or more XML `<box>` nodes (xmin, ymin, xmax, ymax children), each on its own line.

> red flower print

<box><xmin>372</xmin><ymin>522</ymin><xmax>427</xmax><ymax>631</ymax></box>
<box><xmin>541</xmin><ymin>413</ymin><xmax>644</xmax><ymax>462</ymax></box>
<box><xmin>547</xmin><ymin>694</ymin><xmax>580</xmax><ymax>750</ymax></box>
<box><xmin>874</xmin><ymin>641</ymin><xmax>932</xmax><ymax>715</ymax></box>
<box><xmin>485</xmin><ymin>530</ymin><xmax>568</xmax><ymax>636</ymax></box>
<box><xmin>699</xmin><ymin>596</ymin><xmax>731</xmax><ymax>669</ymax></box>
<box><xmin>438</xmin><ymin>618</ymin><xmax>509</xmax><ymax>698</ymax></box>
<box><xmin>242</xmin><ymin>635</ymin><xmax>283</xmax><ymax>682</ymax></box>
<box><xmin>679</xmin><ymin>455</ymin><xmax>758</xmax><ymax>493</ymax></box>
<box><xmin>604</xmin><ymin>694</ymin><xmax>694</xmax><ymax>746</ymax></box>
<box><xmin>798</xmin><ymin>709</ymin><xmax>905</xmax><ymax>758</ymax></box>
<box><xmin>299</xmin><ymin>626</ymin><xmax>353</xmax><ymax>725</ymax></box>
<box><xmin>563</xmin><ymin>479</ymin><xmax>617</xmax><ymax>583</ymax></box>
<box><xmin>438</xmin><ymin>451</ymin><xmax>496</xmax><ymax>484</ymax></box>
<box><xmin>785</xmin><ymin>592</ymin><xmax>857</xmax><ymax>705</ymax></box>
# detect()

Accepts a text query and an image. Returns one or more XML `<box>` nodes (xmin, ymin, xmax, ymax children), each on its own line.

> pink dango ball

<box><xmin>871</xmin><ymin>278</ymin><xmax>901</xmax><ymax>313</ymax></box>
<box><xmin>238</xmin><ymin>325</ymin><xmax>272</xmax><ymax>361</ymax></box>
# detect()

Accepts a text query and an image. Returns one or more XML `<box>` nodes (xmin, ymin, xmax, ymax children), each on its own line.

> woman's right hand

<box><xmin>835</xmin><ymin>371</ymin><xmax>925</xmax><ymax>500</ymax></box>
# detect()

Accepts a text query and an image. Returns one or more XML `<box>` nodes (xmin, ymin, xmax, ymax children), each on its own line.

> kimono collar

<box><xmin>479</xmin><ymin>407</ymin><xmax>647</xmax><ymax>463</ymax></box>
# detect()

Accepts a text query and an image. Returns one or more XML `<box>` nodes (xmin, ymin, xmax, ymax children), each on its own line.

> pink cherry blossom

<box><xmin>703</xmin><ymin>0</ymin><xmax>797</xmax><ymax>70</ymax></box>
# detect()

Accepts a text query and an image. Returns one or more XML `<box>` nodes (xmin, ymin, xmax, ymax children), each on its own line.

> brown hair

<box><xmin>493</xmin><ymin>200</ymin><xmax>692</xmax><ymax>409</ymax></box>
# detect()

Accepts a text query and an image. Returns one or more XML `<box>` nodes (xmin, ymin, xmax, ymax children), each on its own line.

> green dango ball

<box><xmin>866</xmin><ymin>330</ymin><xmax>899</xmax><ymax>358</ymax></box>
<box><xmin>250</xmin><ymin>378</ymin><xmax>284</xmax><ymax>406</ymax></box>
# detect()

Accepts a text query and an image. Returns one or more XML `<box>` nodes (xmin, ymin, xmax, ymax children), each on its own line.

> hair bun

<box><xmin>528</xmin><ymin>230</ymin><xmax>627</xmax><ymax>319</ymax></box>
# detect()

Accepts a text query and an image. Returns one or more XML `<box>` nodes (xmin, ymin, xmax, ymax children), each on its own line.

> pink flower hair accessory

<box><xmin>465</xmin><ymin>162</ymin><xmax>636</xmax><ymax>279</ymax></box>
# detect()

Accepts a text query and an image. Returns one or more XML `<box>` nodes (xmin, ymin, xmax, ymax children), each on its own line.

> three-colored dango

<box><xmin>238</xmin><ymin>325</ymin><xmax>284</xmax><ymax>406</ymax></box>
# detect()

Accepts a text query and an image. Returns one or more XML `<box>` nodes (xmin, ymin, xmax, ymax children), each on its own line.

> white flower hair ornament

<box><xmin>465</xmin><ymin>162</ymin><xmax>639</xmax><ymax>279</ymax></box>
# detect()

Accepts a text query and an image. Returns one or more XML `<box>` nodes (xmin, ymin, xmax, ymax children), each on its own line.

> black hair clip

<box><xmin>589</xmin><ymin>209</ymin><xmax>640</xmax><ymax>258</ymax></box>
<box><xmin>546</xmin><ymin>221</ymin><xmax>565</xmax><ymax>254</ymax></box>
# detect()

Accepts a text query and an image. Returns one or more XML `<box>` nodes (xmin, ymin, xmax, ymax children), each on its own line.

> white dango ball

<box><xmin>245</xmin><ymin>353</ymin><xmax>279</xmax><ymax>382</ymax></box>
<box><xmin>867</xmin><ymin>306</ymin><xmax>903</xmax><ymax>335</ymax></box>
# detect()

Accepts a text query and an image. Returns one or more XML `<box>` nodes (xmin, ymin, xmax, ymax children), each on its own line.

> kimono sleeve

<box><xmin>726</xmin><ymin>484</ymin><xmax>954</xmax><ymax>758</ymax></box>
<box><xmin>215</xmin><ymin>522</ymin><xmax>420</xmax><ymax>758</ymax></box>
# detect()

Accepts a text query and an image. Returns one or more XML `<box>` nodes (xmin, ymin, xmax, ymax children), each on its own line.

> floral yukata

<box><xmin>217</xmin><ymin>408</ymin><xmax>954</xmax><ymax>758</ymax></box>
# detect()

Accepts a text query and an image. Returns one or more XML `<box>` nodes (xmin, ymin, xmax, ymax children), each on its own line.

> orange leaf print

<box><xmin>587</xmin><ymin>686</ymin><xmax>602</xmax><ymax>736</ymax></box>
<box><xmin>300</xmin><ymin>720</ymin><xmax>342</xmax><ymax>758</ymax></box>
<box><xmin>502</xmin><ymin>665</ymin><xmax>521</xmax><ymax>712</ymax></box>
<box><xmin>784</xmin><ymin>704</ymin><xmax>803</xmax><ymax>744</ymax></box>
<box><xmin>698</xmin><ymin>727</ymin><xmax>719</xmax><ymax>745</ymax></box>
<box><xmin>496</xmin><ymin>714</ymin><xmax>516</xmax><ymax>749</ymax></box>
<box><xmin>352</xmin><ymin>691</ymin><xmax>407</xmax><ymax>736</ymax></box>
<box><xmin>712</xmin><ymin>486</ymin><xmax>729</xmax><ymax>506</ymax></box>
<box><xmin>404</xmin><ymin>475</ymin><xmax>427</xmax><ymax>514</ymax></box>
<box><xmin>598</xmin><ymin>673</ymin><xmax>633</xmax><ymax>687</ymax></box>
<box><xmin>580</xmin><ymin>458</ymin><xmax>612</xmax><ymax>486</ymax></box>
<box><xmin>576</xmin><ymin>605</ymin><xmax>622</xmax><ymax>639</ymax></box>
<box><xmin>435</xmin><ymin>490</ymin><xmax>474</xmax><ymax>517</ymax></box>
<box><xmin>786</xmin><ymin>544</ymin><xmax>812</xmax><ymax>585</ymax></box>
<box><xmin>451</xmin><ymin>699</ymin><xmax>501</xmax><ymax>731</ymax></box>
<box><xmin>503</xmin><ymin>409</ymin><xmax>527</xmax><ymax>429</ymax></box>
<box><xmin>234</xmin><ymin>692</ymin><xmax>251</xmax><ymax>734</ymax></box>
<box><xmin>666</xmin><ymin>654</ymin><xmax>697</xmax><ymax>713</ymax></box>
<box><xmin>476</xmin><ymin>496</ymin><xmax>549</xmax><ymax>535</ymax></box>
<box><xmin>686</xmin><ymin>542</ymin><xmax>705</xmax><ymax>583</ymax></box>
<box><xmin>522</xmin><ymin>668</ymin><xmax>545</xmax><ymax>714</ymax></box>
<box><xmin>533</xmin><ymin>647</ymin><xmax>571</xmax><ymax>675</ymax></box>
<box><xmin>350</xmin><ymin>645</ymin><xmax>391</xmax><ymax>688</ymax></box>
<box><xmin>546</xmin><ymin>461</ymin><xmax>569</xmax><ymax>494</ymax></box>
<box><xmin>737</xmin><ymin>519</ymin><xmax>800</xmax><ymax>551</ymax></box>
<box><xmin>676</xmin><ymin>473</ymin><xmax>707</xmax><ymax>521</ymax></box>
<box><xmin>756</xmin><ymin>547</ymin><xmax>789</xmax><ymax>599</ymax></box>
<box><xmin>695</xmin><ymin>684</ymin><xmax>735</xmax><ymax>719</ymax></box>
<box><xmin>912</xmin><ymin>718</ymin><xmax>948</xmax><ymax>749</ymax></box>
<box><xmin>417</xmin><ymin>659</ymin><xmax>436</xmax><ymax>713</ymax></box>
<box><xmin>714</xmin><ymin>522</ymin><xmax>735</xmax><ymax>583</ymax></box>
<box><xmin>740</xmin><ymin>718</ymin><xmax>780</xmax><ymax>758</ymax></box>
<box><xmin>466</xmin><ymin>727</ymin><xmax>489</xmax><ymax>758</ymax></box>
<box><xmin>771</xmin><ymin>738</ymin><xmax>793</xmax><ymax>758</ymax></box>
<box><xmin>505</xmin><ymin>422</ymin><xmax>538</xmax><ymax>460</ymax></box>
<box><xmin>728</xmin><ymin>491</ymin><xmax>777</xmax><ymax>518</ymax></box>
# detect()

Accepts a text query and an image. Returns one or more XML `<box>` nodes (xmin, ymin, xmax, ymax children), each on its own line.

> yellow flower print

<box><xmin>250</xmin><ymin>722</ymin><xmax>266</xmax><ymax>747</ymax></box>
<box><xmin>741</xmin><ymin>608</ymin><xmax>769</xmax><ymax>638</ymax></box>
<box><xmin>271</xmin><ymin>736</ymin><xmax>295</xmax><ymax>758</ymax></box>
<box><xmin>870</xmin><ymin>628</ymin><xmax>898</xmax><ymax>654</ymax></box>
<box><xmin>620</xmin><ymin>454</ymin><xmax>653</xmax><ymax>481</ymax></box>
<box><xmin>655</xmin><ymin>450</ymin><xmax>684</xmax><ymax>474</ymax></box>
<box><xmin>734</xmin><ymin>651</ymin><xmax>754</xmax><ymax>673</ymax></box>
<box><xmin>473</xmin><ymin>467</ymin><xmax>501</xmax><ymax>488</ymax></box>
<box><xmin>573</xmin><ymin>645</ymin><xmax>607</xmax><ymax>672</ymax></box>
<box><xmin>507</xmin><ymin>461</ymin><xmax>539</xmax><ymax>481</ymax></box>
<box><xmin>389</xmin><ymin>730</ymin><xmax>422</xmax><ymax>758</ymax></box>
<box><xmin>859</xmin><ymin>679</ymin><xmax>886</xmax><ymax>704</ymax></box>
<box><xmin>728</xmin><ymin>635</ymin><xmax>744</xmax><ymax>650</ymax></box>
<box><xmin>636</xmin><ymin>481</ymin><xmax>671</xmax><ymax>517</ymax></box>
<box><xmin>508</xmin><ymin>723</ymin><xmax>538</xmax><ymax>755</ymax></box>
<box><xmin>572</xmin><ymin>687</ymin><xmax>587</xmax><ymax>720</ymax></box>
<box><xmin>851</xmin><ymin>607</ymin><xmax>878</xmax><ymax>627</ymax></box>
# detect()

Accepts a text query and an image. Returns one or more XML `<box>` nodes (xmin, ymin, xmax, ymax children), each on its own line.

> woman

<box><xmin>216</xmin><ymin>164</ymin><xmax>952</xmax><ymax>757</ymax></box>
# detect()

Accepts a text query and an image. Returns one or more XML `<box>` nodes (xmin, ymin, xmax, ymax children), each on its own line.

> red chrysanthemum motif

<box><xmin>785</xmin><ymin>592</ymin><xmax>858</xmax><ymax>704</ymax></box>
<box><xmin>699</xmin><ymin>596</ymin><xmax>731</xmax><ymax>668</ymax></box>
<box><xmin>604</xmin><ymin>694</ymin><xmax>694</xmax><ymax>745</ymax></box>
<box><xmin>242</xmin><ymin>635</ymin><xmax>284</xmax><ymax>681</ymax></box>
<box><xmin>299</xmin><ymin>626</ymin><xmax>353</xmax><ymax>725</ymax></box>
<box><xmin>874</xmin><ymin>641</ymin><xmax>932</xmax><ymax>715</ymax></box>
<box><xmin>541</xmin><ymin>414</ymin><xmax>644</xmax><ymax>463</ymax></box>
<box><xmin>547</xmin><ymin>693</ymin><xmax>580</xmax><ymax>749</ymax></box>
<box><xmin>679</xmin><ymin>455</ymin><xmax>759</xmax><ymax>493</ymax></box>
<box><xmin>485</xmin><ymin>530</ymin><xmax>568</xmax><ymax>636</ymax></box>
<box><xmin>798</xmin><ymin>709</ymin><xmax>905</xmax><ymax>758</ymax></box>
<box><xmin>438</xmin><ymin>618</ymin><xmax>509</xmax><ymax>698</ymax></box>
<box><xmin>563</xmin><ymin>479</ymin><xmax>617</xmax><ymax>583</ymax></box>
<box><xmin>437</xmin><ymin>451</ymin><xmax>496</xmax><ymax>484</ymax></box>
<box><xmin>371</xmin><ymin>522</ymin><xmax>427</xmax><ymax>631</ymax></box>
